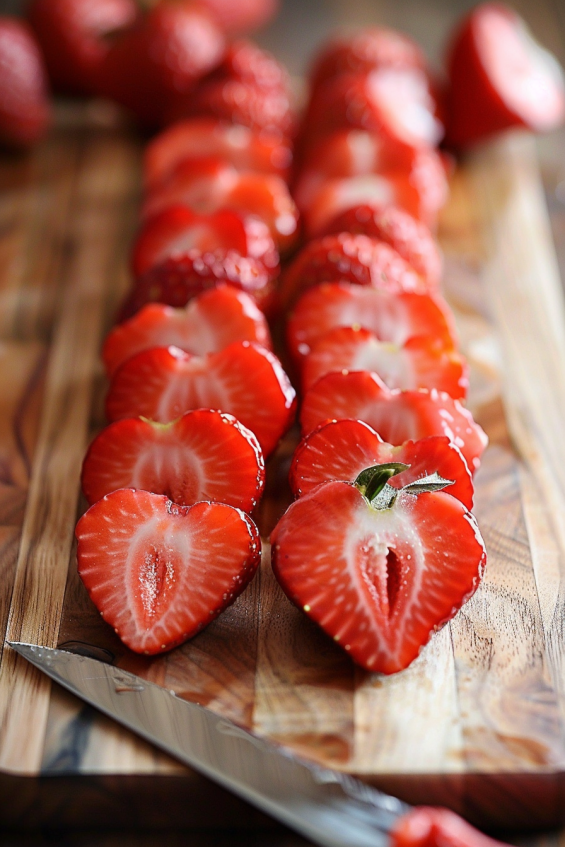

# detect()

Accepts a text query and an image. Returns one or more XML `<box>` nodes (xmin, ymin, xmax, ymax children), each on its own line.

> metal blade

<box><xmin>9</xmin><ymin>642</ymin><xmax>408</xmax><ymax>847</ymax></box>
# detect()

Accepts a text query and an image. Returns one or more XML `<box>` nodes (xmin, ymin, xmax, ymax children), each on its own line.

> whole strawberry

<box><xmin>0</xmin><ymin>17</ymin><xmax>51</xmax><ymax>148</ymax></box>
<box><xmin>271</xmin><ymin>464</ymin><xmax>486</xmax><ymax>674</ymax></box>
<box><xmin>28</xmin><ymin>0</ymin><xmax>138</xmax><ymax>95</ymax></box>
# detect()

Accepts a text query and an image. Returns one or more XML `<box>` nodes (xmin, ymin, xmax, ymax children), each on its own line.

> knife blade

<box><xmin>9</xmin><ymin>641</ymin><xmax>407</xmax><ymax>847</ymax></box>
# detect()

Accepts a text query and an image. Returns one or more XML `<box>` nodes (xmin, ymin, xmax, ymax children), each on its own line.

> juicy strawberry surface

<box><xmin>290</xmin><ymin>420</ymin><xmax>474</xmax><ymax>509</ymax></box>
<box><xmin>300</xmin><ymin>370</ymin><xmax>487</xmax><ymax>473</ymax></box>
<box><xmin>309</xmin><ymin>27</ymin><xmax>427</xmax><ymax>94</ymax></box>
<box><xmin>287</xmin><ymin>283</ymin><xmax>457</xmax><ymax>364</ymax></box>
<box><xmin>208</xmin><ymin>40</ymin><xmax>290</xmax><ymax>91</ymax></box>
<box><xmin>271</xmin><ymin>479</ymin><xmax>486</xmax><ymax>673</ymax></box>
<box><xmin>280</xmin><ymin>233</ymin><xmax>430</xmax><ymax>310</ymax></box>
<box><xmin>321</xmin><ymin>204</ymin><xmax>442</xmax><ymax>287</ymax></box>
<box><xmin>143</xmin><ymin>118</ymin><xmax>293</xmax><ymax>190</ymax></box>
<box><xmin>104</xmin><ymin>286</ymin><xmax>271</xmax><ymax>377</ymax></box>
<box><xmin>119</xmin><ymin>250</ymin><xmax>276</xmax><ymax>321</ymax></box>
<box><xmin>28</xmin><ymin>0</ymin><xmax>138</xmax><ymax>95</ymax></box>
<box><xmin>302</xmin><ymin>326</ymin><xmax>468</xmax><ymax>398</ymax></box>
<box><xmin>97</xmin><ymin>3</ymin><xmax>225</xmax><ymax>127</ymax></box>
<box><xmin>82</xmin><ymin>410</ymin><xmax>265</xmax><ymax>511</ymax></box>
<box><xmin>106</xmin><ymin>341</ymin><xmax>296</xmax><ymax>456</ymax></box>
<box><xmin>0</xmin><ymin>17</ymin><xmax>51</xmax><ymax>148</ymax></box>
<box><xmin>142</xmin><ymin>158</ymin><xmax>299</xmax><ymax>253</ymax></box>
<box><xmin>77</xmin><ymin>489</ymin><xmax>261</xmax><ymax>654</ymax></box>
<box><xmin>197</xmin><ymin>0</ymin><xmax>279</xmax><ymax>34</ymax></box>
<box><xmin>446</xmin><ymin>3</ymin><xmax>565</xmax><ymax>147</ymax></box>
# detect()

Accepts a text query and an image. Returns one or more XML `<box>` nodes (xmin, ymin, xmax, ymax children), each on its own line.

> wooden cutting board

<box><xmin>1</xmin><ymin>102</ymin><xmax>565</xmax><ymax>833</ymax></box>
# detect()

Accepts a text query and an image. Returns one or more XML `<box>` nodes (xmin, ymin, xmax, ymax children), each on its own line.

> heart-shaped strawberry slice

<box><xmin>271</xmin><ymin>470</ymin><xmax>486</xmax><ymax>674</ymax></box>
<box><xmin>106</xmin><ymin>341</ymin><xmax>296</xmax><ymax>457</ymax></box>
<box><xmin>290</xmin><ymin>419</ymin><xmax>474</xmax><ymax>509</ymax></box>
<box><xmin>300</xmin><ymin>370</ymin><xmax>487</xmax><ymax>473</ymax></box>
<box><xmin>76</xmin><ymin>489</ymin><xmax>261</xmax><ymax>655</ymax></box>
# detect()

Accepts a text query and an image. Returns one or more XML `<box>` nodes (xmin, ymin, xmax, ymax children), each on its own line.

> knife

<box><xmin>9</xmin><ymin>641</ymin><xmax>504</xmax><ymax>847</ymax></box>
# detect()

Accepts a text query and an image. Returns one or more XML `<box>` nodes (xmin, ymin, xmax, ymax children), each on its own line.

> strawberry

<box><xmin>119</xmin><ymin>250</ymin><xmax>276</xmax><ymax>321</ymax></box>
<box><xmin>309</xmin><ymin>27</ymin><xmax>427</xmax><ymax>95</ymax></box>
<box><xmin>320</xmin><ymin>205</ymin><xmax>442</xmax><ymax>288</ymax></box>
<box><xmin>97</xmin><ymin>2</ymin><xmax>225</xmax><ymax>127</ymax></box>
<box><xmin>143</xmin><ymin>118</ymin><xmax>293</xmax><ymax>190</ymax></box>
<box><xmin>290</xmin><ymin>420</ymin><xmax>474</xmax><ymax>509</ymax></box>
<box><xmin>76</xmin><ymin>489</ymin><xmax>261</xmax><ymax>655</ymax></box>
<box><xmin>287</xmin><ymin>283</ymin><xmax>457</xmax><ymax>364</ymax></box>
<box><xmin>196</xmin><ymin>0</ymin><xmax>279</xmax><ymax>34</ymax></box>
<box><xmin>207</xmin><ymin>40</ymin><xmax>290</xmax><ymax>92</ymax></box>
<box><xmin>392</xmin><ymin>807</ymin><xmax>509</xmax><ymax>847</ymax></box>
<box><xmin>106</xmin><ymin>341</ymin><xmax>296</xmax><ymax>456</ymax></box>
<box><xmin>445</xmin><ymin>3</ymin><xmax>565</xmax><ymax>148</ymax></box>
<box><xmin>280</xmin><ymin>233</ymin><xmax>430</xmax><ymax>311</ymax></box>
<box><xmin>300</xmin><ymin>370</ymin><xmax>487</xmax><ymax>473</ymax></box>
<box><xmin>176</xmin><ymin>77</ymin><xmax>295</xmax><ymax>137</ymax></box>
<box><xmin>271</xmin><ymin>465</ymin><xmax>486</xmax><ymax>674</ymax></box>
<box><xmin>0</xmin><ymin>18</ymin><xmax>51</xmax><ymax>148</ymax></box>
<box><xmin>131</xmin><ymin>205</ymin><xmax>278</xmax><ymax>278</ymax></box>
<box><xmin>28</xmin><ymin>0</ymin><xmax>137</xmax><ymax>95</ymax></box>
<box><xmin>103</xmin><ymin>286</ymin><xmax>271</xmax><ymax>377</ymax></box>
<box><xmin>81</xmin><ymin>409</ymin><xmax>265</xmax><ymax>511</ymax></box>
<box><xmin>302</xmin><ymin>326</ymin><xmax>468</xmax><ymax>399</ymax></box>
<box><xmin>303</xmin><ymin>69</ymin><xmax>444</xmax><ymax>155</ymax></box>
<box><xmin>142</xmin><ymin>158</ymin><xmax>299</xmax><ymax>253</ymax></box>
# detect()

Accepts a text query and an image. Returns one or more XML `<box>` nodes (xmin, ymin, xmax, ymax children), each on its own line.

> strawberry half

<box><xmin>320</xmin><ymin>204</ymin><xmax>443</xmax><ymax>288</ymax></box>
<box><xmin>287</xmin><ymin>283</ymin><xmax>457</xmax><ymax>364</ymax></box>
<box><xmin>290</xmin><ymin>420</ymin><xmax>474</xmax><ymax>509</ymax></box>
<box><xmin>119</xmin><ymin>250</ymin><xmax>276</xmax><ymax>322</ymax></box>
<box><xmin>106</xmin><ymin>341</ymin><xmax>296</xmax><ymax>457</ymax></box>
<box><xmin>271</xmin><ymin>466</ymin><xmax>486</xmax><ymax>674</ymax></box>
<box><xmin>445</xmin><ymin>3</ymin><xmax>565</xmax><ymax>148</ymax></box>
<box><xmin>280</xmin><ymin>233</ymin><xmax>430</xmax><ymax>310</ymax></box>
<box><xmin>302</xmin><ymin>326</ymin><xmax>468</xmax><ymax>399</ymax></box>
<box><xmin>143</xmin><ymin>118</ymin><xmax>292</xmax><ymax>190</ymax></box>
<box><xmin>0</xmin><ymin>17</ymin><xmax>51</xmax><ymax>148</ymax></box>
<box><xmin>142</xmin><ymin>158</ymin><xmax>299</xmax><ymax>253</ymax></box>
<box><xmin>103</xmin><ymin>286</ymin><xmax>271</xmax><ymax>377</ymax></box>
<box><xmin>76</xmin><ymin>489</ymin><xmax>261</xmax><ymax>655</ymax></box>
<box><xmin>81</xmin><ymin>410</ymin><xmax>265</xmax><ymax>511</ymax></box>
<box><xmin>131</xmin><ymin>205</ymin><xmax>278</xmax><ymax>278</ymax></box>
<box><xmin>300</xmin><ymin>370</ymin><xmax>487</xmax><ymax>473</ymax></box>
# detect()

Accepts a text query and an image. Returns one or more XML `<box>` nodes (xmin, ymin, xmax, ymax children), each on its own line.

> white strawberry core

<box><xmin>475</xmin><ymin>7</ymin><xmax>565</xmax><ymax>128</ymax></box>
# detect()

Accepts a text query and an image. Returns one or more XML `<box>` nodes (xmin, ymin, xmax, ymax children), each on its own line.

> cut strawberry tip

<box><xmin>354</xmin><ymin>462</ymin><xmax>454</xmax><ymax>509</ymax></box>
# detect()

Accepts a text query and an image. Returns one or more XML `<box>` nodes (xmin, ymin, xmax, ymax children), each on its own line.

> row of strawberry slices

<box><xmin>269</xmin><ymin>29</ymin><xmax>488</xmax><ymax>676</ymax></box>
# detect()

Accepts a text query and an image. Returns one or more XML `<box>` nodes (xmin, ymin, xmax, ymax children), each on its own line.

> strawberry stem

<box><xmin>354</xmin><ymin>464</ymin><xmax>455</xmax><ymax>510</ymax></box>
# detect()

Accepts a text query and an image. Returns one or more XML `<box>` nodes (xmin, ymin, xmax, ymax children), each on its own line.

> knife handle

<box><xmin>391</xmin><ymin>807</ymin><xmax>510</xmax><ymax>847</ymax></box>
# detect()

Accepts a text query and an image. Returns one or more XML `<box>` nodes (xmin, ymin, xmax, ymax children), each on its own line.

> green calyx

<box><xmin>354</xmin><ymin>463</ymin><xmax>455</xmax><ymax>510</ymax></box>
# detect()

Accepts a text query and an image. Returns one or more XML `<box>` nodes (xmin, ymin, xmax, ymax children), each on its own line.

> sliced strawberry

<box><xmin>97</xmin><ymin>3</ymin><xmax>225</xmax><ymax>127</ymax></box>
<box><xmin>300</xmin><ymin>370</ymin><xmax>487</xmax><ymax>473</ymax></box>
<box><xmin>131</xmin><ymin>205</ymin><xmax>278</xmax><ymax>278</ymax></box>
<box><xmin>290</xmin><ymin>420</ymin><xmax>474</xmax><ymax>509</ymax></box>
<box><xmin>298</xmin><ymin>129</ymin><xmax>419</xmax><ymax>183</ymax></box>
<box><xmin>175</xmin><ymin>77</ymin><xmax>295</xmax><ymax>136</ymax></box>
<box><xmin>143</xmin><ymin>118</ymin><xmax>293</xmax><ymax>190</ymax></box>
<box><xmin>309</xmin><ymin>27</ymin><xmax>427</xmax><ymax>94</ymax></box>
<box><xmin>446</xmin><ymin>3</ymin><xmax>565</xmax><ymax>148</ymax></box>
<box><xmin>302</xmin><ymin>327</ymin><xmax>468</xmax><ymax>399</ymax></box>
<box><xmin>271</xmin><ymin>470</ymin><xmax>486</xmax><ymax>674</ymax></box>
<box><xmin>304</xmin><ymin>69</ymin><xmax>444</xmax><ymax>154</ymax></box>
<box><xmin>82</xmin><ymin>409</ymin><xmax>265</xmax><ymax>511</ymax></box>
<box><xmin>0</xmin><ymin>18</ymin><xmax>51</xmax><ymax>148</ymax></box>
<box><xmin>106</xmin><ymin>341</ymin><xmax>296</xmax><ymax>456</ymax></box>
<box><xmin>287</xmin><ymin>283</ymin><xmax>457</xmax><ymax>364</ymax></box>
<box><xmin>76</xmin><ymin>489</ymin><xmax>261</xmax><ymax>654</ymax></box>
<box><xmin>392</xmin><ymin>807</ymin><xmax>509</xmax><ymax>847</ymax></box>
<box><xmin>280</xmin><ymin>233</ymin><xmax>429</xmax><ymax>311</ymax></box>
<box><xmin>28</xmin><ymin>0</ymin><xmax>138</xmax><ymax>95</ymax></box>
<box><xmin>321</xmin><ymin>205</ymin><xmax>442</xmax><ymax>288</ymax></box>
<box><xmin>119</xmin><ymin>250</ymin><xmax>276</xmax><ymax>322</ymax></box>
<box><xmin>142</xmin><ymin>158</ymin><xmax>299</xmax><ymax>253</ymax></box>
<box><xmin>197</xmin><ymin>0</ymin><xmax>279</xmax><ymax>34</ymax></box>
<box><xmin>104</xmin><ymin>286</ymin><xmax>271</xmax><ymax>377</ymax></box>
